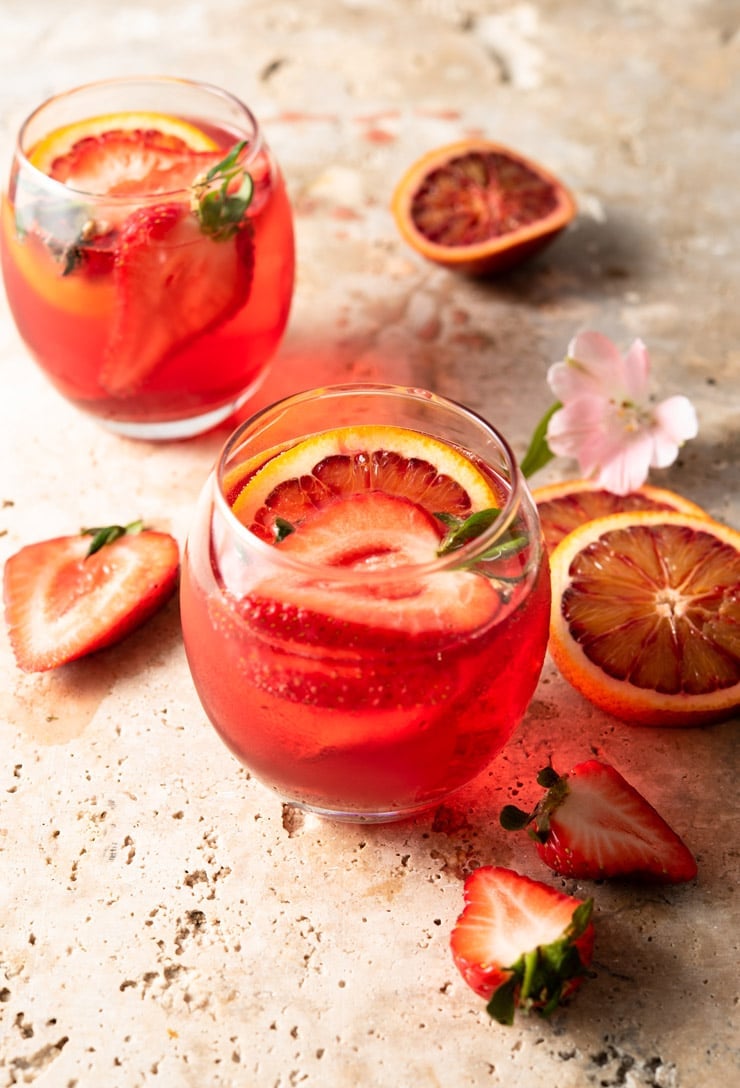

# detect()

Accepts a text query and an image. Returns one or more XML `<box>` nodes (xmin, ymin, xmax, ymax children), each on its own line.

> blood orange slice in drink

<box><xmin>548</xmin><ymin>511</ymin><xmax>740</xmax><ymax>726</ymax></box>
<box><xmin>29</xmin><ymin>111</ymin><xmax>221</xmax><ymax>196</ymax></box>
<box><xmin>391</xmin><ymin>139</ymin><xmax>576</xmax><ymax>276</ymax></box>
<box><xmin>226</xmin><ymin>423</ymin><xmax>506</xmax><ymax>642</ymax></box>
<box><xmin>533</xmin><ymin>479</ymin><xmax>707</xmax><ymax>552</ymax></box>
<box><xmin>231</xmin><ymin>424</ymin><xmax>503</xmax><ymax>541</ymax></box>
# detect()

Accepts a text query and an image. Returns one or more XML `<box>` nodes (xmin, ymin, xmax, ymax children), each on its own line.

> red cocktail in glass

<box><xmin>181</xmin><ymin>384</ymin><xmax>551</xmax><ymax>821</ymax></box>
<box><xmin>1</xmin><ymin>76</ymin><xmax>295</xmax><ymax>439</ymax></box>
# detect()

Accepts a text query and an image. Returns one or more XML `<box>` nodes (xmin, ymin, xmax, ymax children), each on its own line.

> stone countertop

<box><xmin>0</xmin><ymin>2</ymin><xmax>738</xmax><ymax>1086</ymax></box>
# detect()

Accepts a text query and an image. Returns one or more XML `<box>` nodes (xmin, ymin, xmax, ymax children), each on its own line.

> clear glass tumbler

<box><xmin>1</xmin><ymin>76</ymin><xmax>295</xmax><ymax>439</ymax></box>
<box><xmin>181</xmin><ymin>383</ymin><xmax>551</xmax><ymax>821</ymax></box>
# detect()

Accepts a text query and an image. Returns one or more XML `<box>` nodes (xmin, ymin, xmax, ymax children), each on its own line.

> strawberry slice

<box><xmin>101</xmin><ymin>204</ymin><xmax>254</xmax><ymax>395</ymax></box>
<box><xmin>237</xmin><ymin>492</ymin><xmax>501</xmax><ymax>645</ymax></box>
<box><xmin>501</xmin><ymin>759</ymin><xmax>698</xmax><ymax>882</ymax></box>
<box><xmin>450</xmin><ymin>866</ymin><xmax>594</xmax><ymax>1024</ymax></box>
<box><xmin>3</xmin><ymin>522</ymin><xmax>179</xmax><ymax>672</ymax></box>
<box><xmin>49</xmin><ymin>129</ymin><xmax>222</xmax><ymax>197</ymax></box>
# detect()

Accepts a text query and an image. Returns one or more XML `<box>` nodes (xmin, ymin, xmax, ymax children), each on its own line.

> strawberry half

<box><xmin>242</xmin><ymin>492</ymin><xmax>501</xmax><ymax>645</ymax></box>
<box><xmin>501</xmin><ymin>759</ymin><xmax>698</xmax><ymax>883</ymax></box>
<box><xmin>101</xmin><ymin>204</ymin><xmax>254</xmax><ymax>395</ymax></box>
<box><xmin>450</xmin><ymin>866</ymin><xmax>594</xmax><ymax>1024</ymax></box>
<box><xmin>3</xmin><ymin>522</ymin><xmax>179</xmax><ymax>672</ymax></box>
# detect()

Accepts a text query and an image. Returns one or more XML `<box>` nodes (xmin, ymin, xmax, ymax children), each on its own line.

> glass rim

<box><xmin>15</xmin><ymin>74</ymin><xmax>263</xmax><ymax>202</ymax></box>
<box><xmin>212</xmin><ymin>382</ymin><xmax>530</xmax><ymax>583</ymax></box>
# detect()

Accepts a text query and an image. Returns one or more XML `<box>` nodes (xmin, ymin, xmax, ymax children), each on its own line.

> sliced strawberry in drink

<box><xmin>240</xmin><ymin>492</ymin><xmax>501</xmax><ymax>646</ymax></box>
<box><xmin>49</xmin><ymin>129</ymin><xmax>222</xmax><ymax>197</ymax></box>
<box><xmin>3</xmin><ymin>524</ymin><xmax>179</xmax><ymax>672</ymax></box>
<box><xmin>101</xmin><ymin>204</ymin><xmax>254</xmax><ymax>395</ymax></box>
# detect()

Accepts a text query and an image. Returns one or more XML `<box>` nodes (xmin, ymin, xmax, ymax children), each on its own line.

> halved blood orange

<box><xmin>390</xmin><ymin>139</ymin><xmax>576</xmax><ymax>276</ymax></box>
<box><xmin>230</xmin><ymin>424</ymin><xmax>502</xmax><ymax>543</ymax></box>
<box><xmin>533</xmin><ymin>479</ymin><xmax>707</xmax><ymax>552</ymax></box>
<box><xmin>29</xmin><ymin>111</ymin><xmax>220</xmax><ymax>196</ymax></box>
<box><xmin>548</xmin><ymin>511</ymin><xmax>740</xmax><ymax>726</ymax></box>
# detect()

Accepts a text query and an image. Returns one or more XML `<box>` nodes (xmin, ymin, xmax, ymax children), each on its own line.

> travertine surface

<box><xmin>0</xmin><ymin>2</ymin><xmax>738</xmax><ymax>1086</ymax></box>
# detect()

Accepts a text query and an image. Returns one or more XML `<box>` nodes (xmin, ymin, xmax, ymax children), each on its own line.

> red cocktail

<box><xmin>181</xmin><ymin>384</ymin><xmax>551</xmax><ymax>821</ymax></box>
<box><xmin>180</xmin><ymin>387</ymin><xmax>548</xmax><ymax>818</ymax></box>
<box><xmin>1</xmin><ymin>77</ymin><xmax>295</xmax><ymax>439</ymax></box>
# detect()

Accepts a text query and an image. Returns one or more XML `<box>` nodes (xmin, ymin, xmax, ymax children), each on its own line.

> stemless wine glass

<box><xmin>1</xmin><ymin>76</ymin><xmax>295</xmax><ymax>439</ymax></box>
<box><xmin>181</xmin><ymin>384</ymin><xmax>551</xmax><ymax>822</ymax></box>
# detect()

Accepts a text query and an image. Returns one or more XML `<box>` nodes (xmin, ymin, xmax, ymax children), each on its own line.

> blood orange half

<box><xmin>548</xmin><ymin>511</ymin><xmax>740</xmax><ymax>726</ymax></box>
<box><xmin>391</xmin><ymin>139</ymin><xmax>576</xmax><ymax>276</ymax></box>
<box><xmin>533</xmin><ymin>479</ymin><xmax>707</xmax><ymax>552</ymax></box>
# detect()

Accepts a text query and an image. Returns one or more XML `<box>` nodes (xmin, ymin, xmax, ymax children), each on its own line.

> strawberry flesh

<box><xmin>49</xmin><ymin>129</ymin><xmax>221</xmax><ymax>197</ymax></box>
<box><xmin>3</xmin><ymin>530</ymin><xmax>179</xmax><ymax>672</ymax></box>
<box><xmin>450</xmin><ymin>866</ymin><xmax>594</xmax><ymax>1023</ymax></box>
<box><xmin>101</xmin><ymin>204</ymin><xmax>254</xmax><ymax>395</ymax></box>
<box><xmin>238</xmin><ymin>492</ymin><xmax>501</xmax><ymax>645</ymax></box>
<box><xmin>507</xmin><ymin>759</ymin><xmax>698</xmax><ymax>882</ymax></box>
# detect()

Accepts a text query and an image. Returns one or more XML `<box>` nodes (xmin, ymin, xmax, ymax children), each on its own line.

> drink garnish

<box><xmin>192</xmin><ymin>140</ymin><xmax>254</xmax><ymax>240</ymax></box>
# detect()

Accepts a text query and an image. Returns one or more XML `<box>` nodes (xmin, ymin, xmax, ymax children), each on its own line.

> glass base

<box><xmin>98</xmin><ymin>399</ymin><xmax>243</xmax><ymax>441</ymax></box>
<box><xmin>285</xmin><ymin>797</ymin><xmax>445</xmax><ymax>824</ymax></box>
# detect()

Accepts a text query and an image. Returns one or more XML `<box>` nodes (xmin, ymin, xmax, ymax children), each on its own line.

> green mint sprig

<box><xmin>193</xmin><ymin>140</ymin><xmax>254</xmax><ymax>241</ymax></box>
<box><xmin>435</xmin><ymin>509</ymin><xmax>527</xmax><ymax>562</ymax></box>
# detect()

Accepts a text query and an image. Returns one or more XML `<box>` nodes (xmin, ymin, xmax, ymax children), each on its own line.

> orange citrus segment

<box><xmin>391</xmin><ymin>139</ymin><xmax>576</xmax><ymax>276</ymax></box>
<box><xmin>231</xmin><ymin>424</ymin><xmax>501</xmax><ymax>542</ymax></box>
<box><xmin>29</xmin><ymin>111</ymin><xmax>218</xmax><ymax>174</ymax></box>
<box><xmin>548</xmin><ymin>511</ymin><xmax>740</xmax><ymax>726</ymax></box>
<box><xmin>533</xmin><ymin>479</ymin><xmax>708</xmax><ymax>552</ymax></box>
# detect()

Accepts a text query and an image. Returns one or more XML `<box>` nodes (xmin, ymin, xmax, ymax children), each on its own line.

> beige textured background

<box><xmin>0</xmin><ymin>2</ymin><xmax>738</xmax><ymax>1086</ymax></box>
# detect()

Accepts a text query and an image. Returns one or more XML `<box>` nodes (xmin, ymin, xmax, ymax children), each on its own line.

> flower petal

<box><xmin>595</xmin><ymin>432</ymin><xmax>654</xmax><ymax>494</ymax></box>
<box><xmin>547</xmin><ymin>330</ymin><xmax>625</xmax><ymax>403</ymax></box>
<box><xmin>652</xmin><ymin>395</ymin><xmax>699</xmax><ymax>444</ymax></box>
<box><xmin>621</xmin><ymin>338</ymin><xmax>651</xmax><ymax>400</ymax></box>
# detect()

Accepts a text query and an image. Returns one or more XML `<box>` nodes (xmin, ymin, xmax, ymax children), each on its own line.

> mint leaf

<box><xmin>435</xmin><ymin>508</ymin><xmax>501</xmax><ymax>556</ymax></box>
<box><xmin>193</xmin><ymin>140</ymin><xmax>254</xmax><ymax>241</ymax></box>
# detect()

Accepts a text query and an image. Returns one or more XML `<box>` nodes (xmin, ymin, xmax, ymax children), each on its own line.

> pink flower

<box><xmin>545</xmin><ymin>331</ymin><xmax>698</xmax><ymax>495</ymax></box>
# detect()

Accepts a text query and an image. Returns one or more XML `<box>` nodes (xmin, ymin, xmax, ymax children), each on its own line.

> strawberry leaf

<box><xmin>486</xmin><ymin>898</ymin><xmax>594</xmax><ymax>1024</ymax></box>
<box><xmin>81</xmin><ymin>519</ymin><xmax>144</xmax><ymax>557</ymax></box>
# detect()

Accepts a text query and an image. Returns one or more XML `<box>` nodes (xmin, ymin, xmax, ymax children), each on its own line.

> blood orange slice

<box><xmin>225</xmin><ymin>424</ymin><xmax>505</xmax><ymax>643</ymax></box>
<box><xmin>230</xmin><ymin>424</ymin><xmax>502</xmax><ymax>542</ymax></box>
<box><xmin>533</xmin><ymin>479</ymin><xmax>707</xmax><ymax>552</ymax></box>
<box><xmin>548</xmin><ymin>511</ymin><xmax>740</xmax><ymax>726</ymax></box>
<box><xmin>391</xmin><ymin>139</ymin><xmax>576</xmax><ymax>276</ymax></box>
<box><xmin>29</xmin><ymin>111</ymin><xmax>220</xmax><ymax>196</ymax></box>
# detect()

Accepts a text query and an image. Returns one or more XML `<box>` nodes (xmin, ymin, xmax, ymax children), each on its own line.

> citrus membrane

<box><xmin>533</xmin><ymin>479</ymin><xmax>707</xmax><ymax>552</ymax></box>
<box><xmin>548</xmin><ymin>510</ymin><xmax>740</xmax><ymax>726</ymax></box>
<box><xmin>391</xmin><ymin>139</ymin><xmax>576</xmax><ymax>275</ymax></box>
<box><xmin>230</xmin><ymin>424</ymin><xmax>503</xmax><ymax>544</ymax></box>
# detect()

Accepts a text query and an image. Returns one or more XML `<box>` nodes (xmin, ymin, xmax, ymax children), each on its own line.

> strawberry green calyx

<box><xmin>500</xmin><ymin>765</ymin><xmax>566</xmax><ymax>843</ymax></box>
<box><xmin>487</xmin><ymin>898</ymin><xmax>594</xmax><ymax>1025</ymax></box>
<box><xmin>81</xmin><ymin>519</ymin><xmax>145</xmax><ymax>557</ymax></box>
<box><xmin>192</xmin><ymin>141</ymin><xmax>254</xmax><ymax>241</ymax></box>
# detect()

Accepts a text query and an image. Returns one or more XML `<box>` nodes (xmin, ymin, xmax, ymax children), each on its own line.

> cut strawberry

<box><xmin>3</xmin><ymin>523</ymin><xmax>179</xmax><ymax>672</ymax></box>
<box><xmin>101</xmin><ymin>204</ymin><xmax>254</xmax><ymax>395</ymax></box>
<box><xmin>450</xmin><ymin>866</ymin><xmax>594</xmax><ymax>1024</ymax></box>
<box><xmin>49</xmin><ymin>129</ymin><xmax>222</xmax><ymax>197</ymax></box>
<box><xmin>501</xmin><ymin>759</ymin><xmax>698</xmax><ymax>882</ymax></box>
<box><xmin>240</xmin><ymin>492</ymin><xmax>501</xmax><ymax>644</ymax></box>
